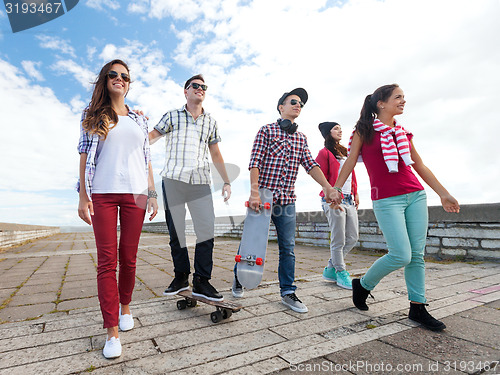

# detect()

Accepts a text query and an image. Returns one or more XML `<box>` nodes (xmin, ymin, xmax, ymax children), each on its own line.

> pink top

<box><xmin>316</xmin><ymin>147</ymin><xmax>357</xmax><ymax>198</ymax></box>
<box><xmin>361</xmin><ymin>132</ymin><xmax>423</xmax><ymax>200</ymax></box>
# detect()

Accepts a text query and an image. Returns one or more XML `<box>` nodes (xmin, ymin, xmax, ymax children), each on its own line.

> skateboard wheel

<box><xmin>186</xmin><ymin>299</ymin><xmax>197</xmax><ymax>308</ymax></box>
<box><xmin>235</xmin><ymin>255</ymin><xmax>241</xmax><ymax>262</ymax></box>
<box><xmin>211</xmin><ymin>310</ymin><xmax>223</xmax><ymax>323</ymax></box>
<box><xmin>263</xmin><ymin>202</ymin><xmax>271</xmax><ymax>209</ymax></box>
<box><xmin>245</xmin><ymin>201</ymin><xmax>250</xmax><ymax>207</ymax></box>
<box><xmin>222</xmin><ymin>309</ymin><xmax>233</xmax><ymax>319</ymax></box>
<box><xmin>256</xmin><ymin>257</ymin><xmax>263</xmax><ymax>266</ymax></box>
<box><xmin>177</xmin><ymin>300</ymin><xmax>187</xmax><ymax>310</ymax></box>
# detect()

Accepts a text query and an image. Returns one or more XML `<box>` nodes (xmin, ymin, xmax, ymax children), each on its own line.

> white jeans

<box><xmin>321</xmin><ymin>197</ymin><xmax>359</xmax><ymax>272</ymax></box>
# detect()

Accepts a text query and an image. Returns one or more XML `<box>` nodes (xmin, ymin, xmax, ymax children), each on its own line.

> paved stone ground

<box><xmin>0</xmin><ymin>232</ymin><xmax>499</xmax><ymax>374</ymax></box>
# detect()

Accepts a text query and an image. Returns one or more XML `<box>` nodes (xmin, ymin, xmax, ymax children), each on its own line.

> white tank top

<box><xmin>92</xmin><ymin>115</ymin><xmax>148</xmax><ymax>195</ymax></box>
<box><xmin>338</xmin><ymin>157</ymin><xmax>353</xmax><ymax>195</ymax></box>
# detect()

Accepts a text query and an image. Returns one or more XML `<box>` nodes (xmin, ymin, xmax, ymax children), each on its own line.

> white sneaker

<box><xmin>119</xmin><ymin>307</ymin><xmax>134</xmax><ymax>331</ymax></box>
<box><xmin>119</xmin><ymin>313</ymin><xmax>134</xmax><ymax>331</ymax></box>
<box><xmin>103</xmin><ymin>336</ymin><xmax>122</xmax><ymax>359</ymax></box>
<box><xmin>231</xmin><ymin>277</ymin><xmax>244</xmax><ymax>298</ymax></box>
<box><xmin>281</xmin><ymin>293</ymin><xmax>308</xmax><ymax>313</ymax></box>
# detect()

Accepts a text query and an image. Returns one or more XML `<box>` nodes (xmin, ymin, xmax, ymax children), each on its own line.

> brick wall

<box><xmin>143</xmin><ymin>203</ymin><xmax>500</xmax><ymax>262</ymax></box>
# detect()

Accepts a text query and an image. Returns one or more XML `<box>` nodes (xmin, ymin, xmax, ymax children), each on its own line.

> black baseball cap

<box><xmin>277</xmin><ymin>88</ymin><xmax>308</xmax><ymax>113</ymax></box>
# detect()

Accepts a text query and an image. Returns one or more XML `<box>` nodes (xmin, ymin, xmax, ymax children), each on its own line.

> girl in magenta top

<box><xmin>331</xmin><ymin>84</ymin><xmax>459</xmax><ymax>332</ymax></box>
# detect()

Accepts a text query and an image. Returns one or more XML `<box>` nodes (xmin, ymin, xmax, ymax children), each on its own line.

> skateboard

<box><xmin>176</xmin><ymin>290</ymin><xmax>242</xmax><ymax>323</ymax></box>
<box><xmin>235</xmin><ymin>188</ymin><xmax>273</xmax><ymax>289</ymax></box>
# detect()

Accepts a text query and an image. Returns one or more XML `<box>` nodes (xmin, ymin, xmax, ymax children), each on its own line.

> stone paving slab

<box><xmin>0</xmin><ymin>232</ymin><xmax>499</xmax><ymax>374</ymax></box>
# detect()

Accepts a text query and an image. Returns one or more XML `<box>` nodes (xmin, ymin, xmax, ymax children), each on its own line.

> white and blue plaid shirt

<box><xmin>154</xmin><ymin>105</ymin><xmax>221</xmax><ymax>185</ymax></box>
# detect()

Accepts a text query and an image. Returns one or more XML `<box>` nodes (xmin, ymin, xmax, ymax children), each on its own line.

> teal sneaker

<box><xmin>336</xmin><ymin>270</ymin><xmax>352</xmax><ymax>289</ymax></box>
<box><xmin>322</xmin><ymin>267</ymin><xmax>337</xmax><ymax>282</ymax></box>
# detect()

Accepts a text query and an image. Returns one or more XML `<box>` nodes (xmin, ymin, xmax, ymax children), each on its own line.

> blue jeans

<box><xmin>235</xmin><ymin>203</ymin><xmax>297</xmax><ymax>296</ymax></box>
<box><xmin>361</xmin><ymin>190</ymin><xmax>428</xmax><ymax>303</ymax></box>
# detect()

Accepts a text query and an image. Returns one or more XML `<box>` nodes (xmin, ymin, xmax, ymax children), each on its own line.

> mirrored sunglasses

<box><xmin>107</xmin><ymin>70</ymin><xmax>130</xmax><ymax>82</ymax></box>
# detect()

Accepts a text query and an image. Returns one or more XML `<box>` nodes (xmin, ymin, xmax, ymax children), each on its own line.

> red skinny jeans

<box><xmin>91</xmin><ymin>193</ymin><xmax>146</xmax><ymax>328</ymax></box>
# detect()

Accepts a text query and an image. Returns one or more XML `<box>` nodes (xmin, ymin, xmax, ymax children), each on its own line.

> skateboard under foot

<box><xmin>176</xmin><ymin>290</ymin><xmax>242</xmax><ymax>323</ymax></box>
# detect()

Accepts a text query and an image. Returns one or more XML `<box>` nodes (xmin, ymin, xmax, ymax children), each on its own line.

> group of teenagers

<box><xmin>77</xmin><ymin>59</ymin><xmax>460</xmax><ymax>359</ymax></box>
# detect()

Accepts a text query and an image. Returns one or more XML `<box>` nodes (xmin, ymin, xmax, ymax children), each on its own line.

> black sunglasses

<box><xmin>187</xmin><ymin>82</ymin><xmax>208</xmax><ymax>91</ymax></box>
<box><xmin>107</xmin><ymin>70</ymin><xmax>130</xmax><ymax>82</ymax></box>
<box><xmin>289</xmin><ymin>99</ymin><xmax>304</xmax><ymax>108</ymax></box>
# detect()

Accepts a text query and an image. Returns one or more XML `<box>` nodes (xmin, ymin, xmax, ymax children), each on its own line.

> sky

<box><xmin>0</xmin><ymin>0</ymin><xmax>499</xmax><ymax>228</ymax></box>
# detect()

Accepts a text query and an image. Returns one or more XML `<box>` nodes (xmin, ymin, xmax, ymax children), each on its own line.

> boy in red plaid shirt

<box><xmin>232</xmin><ymin>88</ymin><xmax>337</xmax><ymax>313</ymax></box>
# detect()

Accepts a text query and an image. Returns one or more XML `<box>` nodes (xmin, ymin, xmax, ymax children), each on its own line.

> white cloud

<box><xmin>70</xmin><ymin>95</ymin><xmax>86</xmax><ymax>113</ymax></box>
<box><xmin>21</xmin><ymin>60</ymin><xmax>45</xmax><ymax>81</ymax></box>
<box><xmin>51</xmin><ymin>59</ymin><xmax>95</xmax><ymax>91</ymax></box>
<box><xmin>149</xmin><ymin>0</ymin><xmax>203</xmax><ymax>22</ymax></box>
<box><xmin>128</xmin><ymin>0</ymin><xmax>149</xmax><ymax>14</ymax></box>
<box><xmin>138</xmin><ymin>0</ymin><xmax>500</xmax><ymax>212</ymax></box>
<box><xmin>85</xmin><ymin>0</ymin><xmax>120</xmax><ymax>11</ymax></box>
<box><xmin>2</xmin><ymin>0</ymin><xmax>499</xmax><ymax>228</ymax></box>
<box><xmin>87</xmin><ymin>45</ymin><xmax>97</xmax><ymax>61</ymax></box>
<box><xmin>0</xmin><ymin>191</ymin><xmax>76</xmax><ymax>227</ymax></box>
<box><xmin>0</xmin><ymin>58</ymin><xmax>81</xmax><ymax>225</ymax></box>
<box><xmin>36</xmin><ymin>35</ymin><xmax>76</xmax><ymax>57</ymax></box>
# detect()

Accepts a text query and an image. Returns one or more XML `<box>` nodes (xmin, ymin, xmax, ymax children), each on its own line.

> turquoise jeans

<box><xmin>361</xmin><ymin>190</ymin><xmax>428</xmax><ymax>303</ymax></box>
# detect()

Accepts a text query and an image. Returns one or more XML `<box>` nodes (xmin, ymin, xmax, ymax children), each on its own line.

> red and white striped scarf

<box><xmin>348</xmin><ymin>119</ymin><xmax>414</xmax><ymax>173</ymax></box>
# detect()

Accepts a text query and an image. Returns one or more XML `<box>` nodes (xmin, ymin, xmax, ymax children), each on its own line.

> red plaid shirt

<box><xmin>249</xmin><ymin>122</ymin><xmax>319</xmax><ymax>204</ymax></box>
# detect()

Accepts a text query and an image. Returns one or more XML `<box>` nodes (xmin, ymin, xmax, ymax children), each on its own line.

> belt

<box><xmin>321</xmin><ymin>194</ymin><xmax>354</xmax><ymax>205</ymax></box>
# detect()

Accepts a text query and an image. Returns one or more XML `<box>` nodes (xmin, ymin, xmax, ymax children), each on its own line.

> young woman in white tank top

<box><xmin>77</xmin><ymin>59</ymin><xmax>158</xmax><ymax>359</ymax></box>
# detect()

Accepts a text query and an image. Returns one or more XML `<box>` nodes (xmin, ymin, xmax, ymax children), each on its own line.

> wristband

<box><xmin>333</xmin><ymin>187</ymin><xmax>344</xmax><ymax>199</ymax></box>
<box><xmin>148</xmin><ymin>190</ymin><xmax>158</xmax><ymax>199</ymax></box>
<box><xmin>223</xmin><ymin>182</ymin><xmax>231</xmax><ymax>187</ymax></box>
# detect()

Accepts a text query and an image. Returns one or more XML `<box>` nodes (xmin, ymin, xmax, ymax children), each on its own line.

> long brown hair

<box><xmin>325</xmin><ymin>133</ymin><xmax>348</xmax><ymax>159</ymax></box>
<box><xmin>82</xmin><ymin>59</ymin><xmax>130</xmax><ymax>139</ymax></box>
<box><xmin>355</xmin><ymin>84</ymin><xmax>399</xmax><ymax>143</ymax></box>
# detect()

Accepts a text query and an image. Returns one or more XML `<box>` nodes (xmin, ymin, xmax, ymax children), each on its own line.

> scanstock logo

<box><xmin>4</xmin><ymin>0</ymin><xmax>79</xmax><ymax>33</ymax></box>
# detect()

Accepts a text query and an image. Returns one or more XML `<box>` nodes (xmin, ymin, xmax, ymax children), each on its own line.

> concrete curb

<box><xmin>0</xmin><ymin>228</ymin><xmax>61</xmax><ymax>249</ymax></box>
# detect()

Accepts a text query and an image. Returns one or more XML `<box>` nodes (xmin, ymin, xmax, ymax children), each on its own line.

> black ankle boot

<box><xmin>352</xmin><ymin>278</ymin><xmax>372</xmax><ymax>311</ymax></box>
<box><xmin>192</xmin><ymin>275</ymin><xmax>223</xmax><ymax>301</ymax></box>
<box><xmin>163</xmin><ymin>272</ymin><xmax>189</xmax><ymax>296</ymax></box>
<box><xmin>408</xmin><ymin>303</ymin><xmax>446</xmax><ymax>331</ymax></box>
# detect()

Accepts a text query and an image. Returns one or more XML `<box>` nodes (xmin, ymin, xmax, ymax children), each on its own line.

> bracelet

<box><xmin>148</xmin><ymin>190</ymin><xmax>158</xmax><ymax>199</ymax></box>
<box><xmin>223</xmin><ymin>182</ymin><xmax>231</xmax><ymax>186</ymax></box>
<box><xmin>333</xmin><ymin>186</ymin><xmax>344</xmax><ymax>199</ymax></box>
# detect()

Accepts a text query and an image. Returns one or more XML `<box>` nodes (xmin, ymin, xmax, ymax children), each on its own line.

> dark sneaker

<box><xmin>352</xmin><ymin>278</ymin><xmax>373</xmax><ymax>311</ymax></box>
<box><xmin>231</xmin><ymin>276</ymin><xmax>244</xmax><ymax>298</ymax></box>
<box><xmin>192</xmin><ymin>276</ymin><xmax>224</xmax><ymax>301</ymax></box>
<box><xmin>409</xmin><ymin>303</ymin><xmax>446</xmax><ymax>331</ymax></box>
<box><xmin>163</xmin><ymin>272</ymin><xmax>189</xmax><ymax>296</ymax></box>
<box><xmin>281</xmin><ymin>293</ymin><xmax>308</xmax><ymax>313</ymax></box>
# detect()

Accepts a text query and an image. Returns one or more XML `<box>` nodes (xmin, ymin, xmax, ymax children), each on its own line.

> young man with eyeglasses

<box><xmin>149</xmin><ymin>74</ymin><xmax>231</xmax><ymax>301</ymax></box>
<box><xmin>232</xmin><ymin>88</ymin><xmax>337</xmax><ymax>313</ymax></box>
